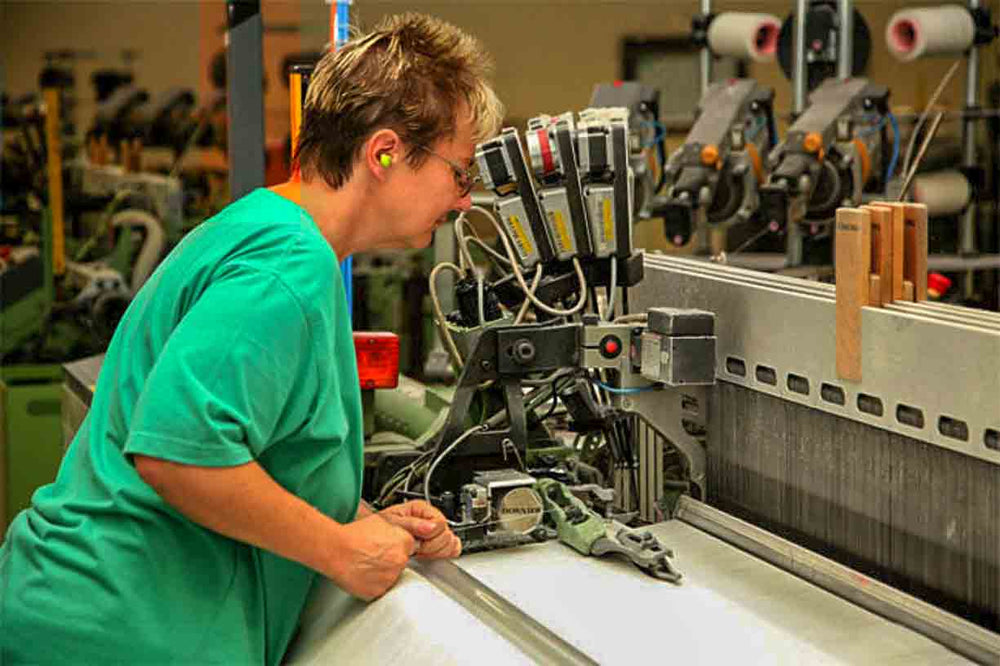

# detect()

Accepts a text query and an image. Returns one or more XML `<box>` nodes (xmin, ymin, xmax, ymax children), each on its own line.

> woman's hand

<box><xmin>325</xmin><ymin>514</ymin><xmax>417</xmax><ymax>600</ymax></box>
<box><xmin>379</xmin><ymin>500</ymin><xmax>462</xmax><ymax>560</ymax></box>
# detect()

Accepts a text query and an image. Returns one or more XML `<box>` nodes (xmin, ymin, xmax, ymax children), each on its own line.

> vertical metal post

<box><xmin>786</xmin><ymin>222</ymin><xmax>805</xmax><ymax>266</ymax></box>
<box><xmin>961</xmin><ymin>0</ymin><xmax>981</xmax><ymax>297</ymax></box>
<box><xmin>793</xmin><ymin>0</ymin><xmax>809</xmax><ymax>116</ymax></box>
<box><xmin>426</xmin><ymin>213</ymin><xmax>458</xmax><ymax>379</ymax></box>
<box><xmin>42</xmin><ymin>87</ymin><xmax>65</xmax><ymax>277</ymax></box>
<box><xmin>837</xmin><ymin>0</ymin><xmax>853</xmax><ymax>80</ymax></box>
<box><xmin>288</xmin><ymin>68</ymin><xmax>308</xmax><ymax>163</ymax></box>
<box><xmin>226</xmin><ymin>0</ymin><xmax>266</xmax><ymax>201</ymax></box>
<box><xmin>700</xmin><ymin>0</ymin><xmax>712</xmax><ymax>98</ymax></box>
<box><xmin>787</xmin><ymin>0</ymin><xmax>810</xmax><ymax>266</ymax></box>
<box><xmin>328</xmin><ymin>0</ymin><xmax>355</xmax><ymax>315</ymax></box>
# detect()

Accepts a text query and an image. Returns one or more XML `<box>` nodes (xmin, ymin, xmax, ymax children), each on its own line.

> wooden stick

<box><xmin>861</xmin><ymin>205</ymin><xmax>893</xmax><ymax>307</ymax></box>
<box><xmin>869</xmin><ymin>202</ymin><xmax>906</xmax><ymax>302</ymax></box>
<box><xmin>902</xmin><ymin>204</ymin><xmax>928</xmax><ymax>301</ymax></box>
<box><xmin>835</xmin><ymin>208</ymin><xmax>871</xmax><ymax>382</ymax></box>
<box><xmin>868</xmin><ymin>275</ymin><xmax>882</xmax><ymax>307</ymax></box>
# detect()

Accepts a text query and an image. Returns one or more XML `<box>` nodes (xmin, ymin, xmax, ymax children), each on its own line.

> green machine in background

<box><xmin>0</xmin><ymin>365</ymin><xmax>65</xmax><ymax>532</ymax></box>
<box><xmin>0</xmin><ymin>209</ymin><xmax>63</xmax><ymax>535</ymax></box>
<box><xmin>1</xmin><ymin>82</ymin><xmax>197</xmax><ymax>536</ymax></box>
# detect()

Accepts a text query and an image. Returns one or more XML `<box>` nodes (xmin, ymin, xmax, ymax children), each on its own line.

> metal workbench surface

<box><xmin>62</xmin><ymin>353</ymin><xmax>104</xmax><ymax>407</ymax></box>
<box><xmin>286</xmin><ymin>520</ymin><xmax>968</xmax><ymax>665</ymax></box>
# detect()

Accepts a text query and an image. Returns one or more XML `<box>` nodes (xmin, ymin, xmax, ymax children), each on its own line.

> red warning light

<box><xmin>353</xmin><ymin>332</ymin><xmax>400</xmax><ymax>390</ymax></box>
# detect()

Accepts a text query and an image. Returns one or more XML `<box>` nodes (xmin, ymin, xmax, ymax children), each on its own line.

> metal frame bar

<box><xmin>961</xmin><ymin>0</ymin><xmax>982</xmax><ymax>298</ymax></box>
<box><xmin>226</xmin><ymin>0</ymin><xmax>266</xmax><ymax>201</ymax></box>
<box><xmin>635</xmin><ymin>255</ymin><xmax>1000</xmax><ymax>465</ymax></box>
<box><xmin>837</xmin><ymin>0</ymin><xmax>853</xmax><ymax>80</ymax></box>
<box><xmin>793</xmin><ymin>0</ymin><xmax>808</xmax><ymax>117</ymax></box>
<box><xmin>717</xmin><ymin>251</ymin><xmax>1000</xmax><ymax>273</ymax></box>
<box><xmin>699</xmin><ymin>0</ymin><xmax>712</xmax><ymax>98</ymax></box>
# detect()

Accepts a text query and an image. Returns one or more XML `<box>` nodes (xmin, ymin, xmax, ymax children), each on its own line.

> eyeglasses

<box><xmin>415</xmin><ymin>145</ymin><xmax>479</xmax><ymax>198</ymax></box>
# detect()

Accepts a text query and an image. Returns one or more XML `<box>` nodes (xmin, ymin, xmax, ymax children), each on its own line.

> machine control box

<box><xmin>641</xmin><ymin>308</ymin><xmax>717</xmax><ymax>386</ymax></box>
<box><xmin>469</xmin><ymin>469</ymin><xmax>544</xmax><ymax>535</ymax></box>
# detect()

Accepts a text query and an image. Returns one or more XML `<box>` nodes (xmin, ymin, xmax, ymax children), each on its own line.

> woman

<box><xmin>0</xmin><ymin>13</ymin><xmax>503</xmax><ymax>664</ymax></box>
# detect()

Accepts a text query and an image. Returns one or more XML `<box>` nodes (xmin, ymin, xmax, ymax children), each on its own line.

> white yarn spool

<box><xmin>886</xmin><ymin>6</ymin><xmax>975</xmax><ymax>62</ymax></box>
<box><xmin>912</xmin><ymin>170</ymin><xmax>971</xmax><ymax>216</ymax></box>
<box><xmin>707</xmin><ymin>13</ymin><xmax>781</xmax><ymax>63</ymax></box>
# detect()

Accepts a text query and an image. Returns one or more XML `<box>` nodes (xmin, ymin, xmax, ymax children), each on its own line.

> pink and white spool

<box><xmin>707</xmin><ymin>13</ymin><xmax>781</xmax><ymax>64</ymax></box>
<box><xmin>887</xmin><ymin>6</ymin><xmax>975</xmax><ymax>62</ymax></box>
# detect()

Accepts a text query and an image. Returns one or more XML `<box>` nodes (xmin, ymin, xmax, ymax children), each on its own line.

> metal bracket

<box><xmin>623</xmin><ymin>387</ymin><xmax>708</xmax><ymax>518</ymax></box>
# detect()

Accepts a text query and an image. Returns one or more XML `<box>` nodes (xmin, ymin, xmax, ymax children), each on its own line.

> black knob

<box><xmin>512</xmin><ymin>339</ymin><xmax>536</xmax><ymax>365</ymax></box>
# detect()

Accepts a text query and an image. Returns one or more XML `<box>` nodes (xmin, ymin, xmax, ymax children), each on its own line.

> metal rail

<box><xmin>411</xmin><ymin>559</ymin><xmax>599</xmax><ymax>665</ymax></box>
<box><xmin>676</xmin><ymin>496</ymin><xmax>1000</xmax><ymax>665</ymax></box>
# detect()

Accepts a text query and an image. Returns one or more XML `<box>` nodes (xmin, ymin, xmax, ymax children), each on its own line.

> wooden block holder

<box><xmin>835</xmin><ymin>202</ymin><xmax>928</xmax><ymax>382</ymax></box>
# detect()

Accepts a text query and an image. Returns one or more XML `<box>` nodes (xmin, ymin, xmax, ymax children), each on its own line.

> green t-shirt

<box><xmin>0</xmin><ymin>189</ymin><xmax>363</xmax><ymax>664</ymax></box>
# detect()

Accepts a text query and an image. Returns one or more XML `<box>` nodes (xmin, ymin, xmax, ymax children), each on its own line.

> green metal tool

<box><xmin>536</xmin><ymin>478</ymin><xmax>683</xmax><ymax>584</ymax></box>
<box><xmin>535</xmin><ymin>478</ymin><xmax>607</xmax><ymax>555</ymax></box>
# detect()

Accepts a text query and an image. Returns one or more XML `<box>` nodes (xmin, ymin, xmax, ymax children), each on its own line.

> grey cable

<box><xmin>900</xmin><ymin>59</ymin><xmax>962</xmax><ymax>179</ymax></box>
<box><xmin>476</xmin><ymin>269</ymin><xmax>486</xmax><ymax>326</ymax></box>
<box><xmin>467</xmin><ymin>236</ymin><xmax>513</xmax><ymax>270</ymax></box>
<box><xmin>603</xmin><ymin>258</ymin><xmax>617</xmax><ymax>321</ymax></box>
<box><xmin>454</xmin><ymin>212</ymin><xmax>477</xmax><ymax>272</ymax></box>
<box><xmin>425</xmin><ymin>424</ymin><xmax>491</xmax><ymax>525</ymax></box>
<box><xmin>460</xmin><ymin>210</ymin><xmax>512</xmax><ymax>266</ymax></box>
<box><xmin>614</xmin><ymin>313</ymin><xmax>648</xmax><ymax>324</ymax></box>
<box><xmin>514</xmin><ymin>264</ymin><xmax>544</xmax><ymax>325</ymax></box>
<box><xmin>482</xmin><ymin>377</ymin><xmax>575</xmax><ymax>430</ymax></box>
<box><xmin>429</xmin><ymin>261</ymin><xmax>465</xmax><ymax>370</ymax></box>
<box><xmin>899</xmin><ymin>111</ymin><xmax>947</xmax><ymax>201</ymax></box>
<box><xmin>476</xmin><ymin>205</ymin><xmax>589</xmax><ymax>317</ymax></box>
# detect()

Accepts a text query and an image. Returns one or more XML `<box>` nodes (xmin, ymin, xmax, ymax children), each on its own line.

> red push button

<box><xmin>599</xmin><ymin>335</ymin><xmax>622</xmax><ymax>359</ymax></box>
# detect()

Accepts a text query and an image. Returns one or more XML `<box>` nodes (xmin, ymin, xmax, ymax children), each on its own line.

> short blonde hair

<box><xmin>296</xmin><ymin>13</ymin><xmax>504</xmax><ymax>189</ymax></box>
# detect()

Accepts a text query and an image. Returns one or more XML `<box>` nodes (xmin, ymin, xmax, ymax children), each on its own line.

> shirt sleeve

<box><xmin>124</xmin><ymin>265</ymin><xmax>316</xmax><ymax>467</ymax></box>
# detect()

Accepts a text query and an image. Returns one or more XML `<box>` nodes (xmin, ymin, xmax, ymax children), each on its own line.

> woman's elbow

<box><xmin>133</xmin><ymin>454</ymin><xmax>173</xmax><ymax>493</ymax></box>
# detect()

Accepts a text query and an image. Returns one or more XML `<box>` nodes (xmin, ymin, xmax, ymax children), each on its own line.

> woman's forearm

<box><xmin>133</xmin><ymin>455</ymin><xmax>345</xmax><ymax>578</ymax></box>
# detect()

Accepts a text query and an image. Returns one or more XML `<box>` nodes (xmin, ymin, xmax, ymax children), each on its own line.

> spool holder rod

<box><xmin>838</xmin><ymin>0</ymin><xmax>854</xmax><ymax>80</ymax></box>
<box><xmin>961</xmin><ymin>0</ymin><xmax>981</xmax><ymax>300</ymax></box>
<box><xmin>700</xmin><ymin>0</ymin><xmax>712</xmax><ymax>98</ymax></box>
<box><xmin>793</xmin><ymin>0</ymin><xmax>808</xmax><ymax>117</ymax></box>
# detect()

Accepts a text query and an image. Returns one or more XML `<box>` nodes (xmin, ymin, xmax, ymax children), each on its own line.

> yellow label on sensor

<box><xmin>509</xmin><ymin>214</ymin><xmax>533</xmax><ymax>256</ymax></box>
<box><xmin>551</xmin><ymin>210</ymin><xmax>572</xmax><ymax>252</ymax></box>
<box><xmin>602</xmin><ymin>198</ymin><xmax>614</xmax><ymax>243</ymax></box>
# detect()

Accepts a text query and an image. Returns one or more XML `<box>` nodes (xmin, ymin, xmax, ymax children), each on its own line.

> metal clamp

<box><xmin>592</xmin><ymin>522</ymin><xmax>683</xmax><ymax>583</ymax></box>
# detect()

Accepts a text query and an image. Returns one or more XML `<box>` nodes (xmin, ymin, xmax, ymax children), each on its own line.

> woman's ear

<box><xmin>366</xmin><ymin>129</ymin><xmax>401</xmax><ymax>180</ymax></box>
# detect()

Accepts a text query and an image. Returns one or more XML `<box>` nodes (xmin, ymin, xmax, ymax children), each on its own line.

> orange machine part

<box><xmin>852</xmin><ymin>138</ymin><xmax>871</xmax><ymax>184</ymax></box>
<box><xmin>701</xmin><ymin>144</ymin><xmax>720</xmax><ymax>168</ymax></box>
<box><xmin>803</xmin><ymin>132</ymin><xmax>823</xmax><ymax>154</ymax></box>
<box><xmin>745</xmin><ymin>143</ymin><xmax>765</xmax><ymax>185</ymax></box>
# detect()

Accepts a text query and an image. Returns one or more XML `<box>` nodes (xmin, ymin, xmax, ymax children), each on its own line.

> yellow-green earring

<box><xmin>380</xmin><ymin>154</ymin><xmax>393</xmax><ymax>168</ymax></box>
